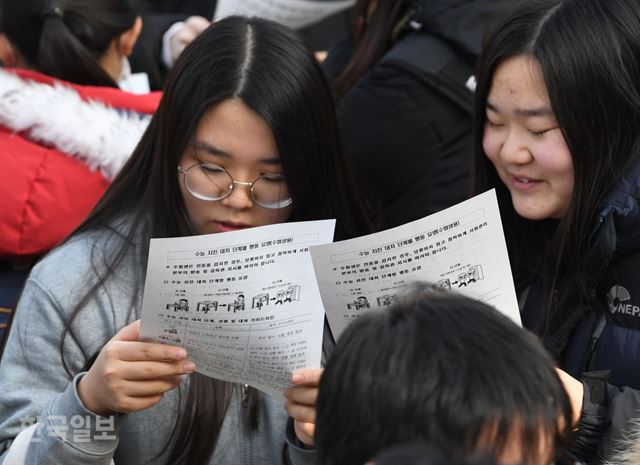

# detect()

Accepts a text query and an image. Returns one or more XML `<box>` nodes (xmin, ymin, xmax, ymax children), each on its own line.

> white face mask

<box><xmin>118</xmin><ymin>56</ymin><xmax>150</xmax><ymax>94</ymax></box>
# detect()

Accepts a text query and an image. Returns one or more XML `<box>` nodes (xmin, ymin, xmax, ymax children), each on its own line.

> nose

<box><xmin>499</xmin><ymin>130</ymin><xmax>533</xmax><ymax>165</ymax></box>
<box><xmin>221</xmin><ymin>180</ymin><xmax>254</xmax><ymax>210</ymax></box>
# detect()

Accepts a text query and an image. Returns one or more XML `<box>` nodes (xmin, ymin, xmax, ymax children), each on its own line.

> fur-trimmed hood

<box><xmin>0</xmin><ymin>68</ymin><xmax>159</xmax><ymax>259</ymax></box>
<box><xmin>605</xmin><ymin>420</ymin><xmax>640</xmax><ymax>465</ymax></box>
<box><xmin>0</xmin><ymin>68</ymin><xmax>152</xmax><ymax>180</ymax></box>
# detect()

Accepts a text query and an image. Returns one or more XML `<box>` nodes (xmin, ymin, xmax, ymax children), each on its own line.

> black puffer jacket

<box><xmin>523</xmin><ymin>163</ymin><xmax>640</xmax><ymax>464</ymax></box>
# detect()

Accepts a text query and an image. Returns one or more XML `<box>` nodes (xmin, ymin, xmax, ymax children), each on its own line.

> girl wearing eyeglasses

<box><xmin>0</xmin><ymin>16</ymin><xmax>374</xmax><ymax>465</ymax></box>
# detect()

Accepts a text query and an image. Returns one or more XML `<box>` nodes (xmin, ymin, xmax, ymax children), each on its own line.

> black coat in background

<box><xmin>324</xmin><ymin>37</ymin><xmax>471</xmax><ymax>229</ymax></box>
<box><xmin>141</xmin><ymin>0</ymin><xmax>216</xmax><ymax>17</ymax></box>
<box><xmin>323</xmin><ymin>0</ymin><xmax>506</xmax><ymax>229</ymax></box>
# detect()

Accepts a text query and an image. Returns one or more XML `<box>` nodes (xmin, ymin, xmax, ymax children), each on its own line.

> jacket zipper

<box><xmin>582</xmin><ymin>314</ymin><xmax>606</xmax><ymax>373</ymax></box>
<box><xmin>242</xmin><ymin>383</ymin><xmax>250</xmax><ymax>407</ymax></box>
<box><xmin>242</xmin><ymin>384</ymin><xmax>252</xmax><ymax>465</ymax></box>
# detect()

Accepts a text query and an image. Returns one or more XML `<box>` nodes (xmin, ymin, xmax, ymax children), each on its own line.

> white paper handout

<box><xmin>214</xmin><ymin>0</ymin><xmax>355</xmax><ymax>30</ymax></box>
<box><xmin>140</xmin><ymin>220</ymin><xmax>335</xmax><ymax>397</ymax></box>
<box><xmin>309</xmin><ymin>190</ymin><xmax>520</xmax><ymax>340</ymax></box>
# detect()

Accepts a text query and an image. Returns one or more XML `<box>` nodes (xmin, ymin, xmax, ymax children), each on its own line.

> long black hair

<box><xmin>471</xmin><ymin>0</ymin><xmax>640</xmax><ymax>339</ymax></box>
<box><xmin>0</xmin><ymin>0</ymin><xmax>140</xmax><ymax>86</ymax></box>
<box><xmin>316</xmin><ymin>282</ymin><xmax>572</xmax><ymax>465</ymax></box>
<box><xmin>59</xmin><ymin>16</ymin><xmax>374</xmax><ymax>465</ymax></box>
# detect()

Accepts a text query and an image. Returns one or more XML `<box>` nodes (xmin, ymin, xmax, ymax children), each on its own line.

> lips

<box><xmin>509</xmin><ymin>173</ymin><xmax>542</xmax><ymax>190</ymax></box>
<box><xmin>216</xmin><ymin>221</ymin><xmax>250</xmax><ymax>233</ymax></box>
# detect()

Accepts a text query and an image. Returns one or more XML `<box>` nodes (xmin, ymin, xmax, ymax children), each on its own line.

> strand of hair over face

<box><xmin>233</xmin><ymin>23</ymin><xmax>255</xmax><ymax>97</ymax></box>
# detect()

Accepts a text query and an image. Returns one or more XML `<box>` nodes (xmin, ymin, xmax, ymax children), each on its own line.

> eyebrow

<box><xmin>486</xmin><ymin>101</ymin><xmax>553</xmax><ymax>118</ymax></box>
<box><xmin>194</xmin><ymin>140</ymin><xmax>282</xmax><ymax>165</ymax></box>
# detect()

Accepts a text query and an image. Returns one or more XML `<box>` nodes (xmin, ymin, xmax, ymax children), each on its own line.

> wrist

<box><xmin>568</xmin><ymin>375</ymin><xmax>585</xmax><ymax>429</ymax></box>
<box><xmin>77</xmin><ymin>373</ymin><xmax>111</xmax><ymax>416</ymax></box>
<box><xmin>555</xmin><ymin>368</ymin><xmax>584</xmax><ymax>429</ymax></box>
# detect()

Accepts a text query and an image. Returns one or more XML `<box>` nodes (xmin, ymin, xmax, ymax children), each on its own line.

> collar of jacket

<box><xmin>542</xmin><ymin>163</ymin><xmax>640</xmax><ymax>358</ymax></box>
<box><xmin>592</xmin><ymin>162</ymin><xmax>640</xmax><ymax>254</ymax></box>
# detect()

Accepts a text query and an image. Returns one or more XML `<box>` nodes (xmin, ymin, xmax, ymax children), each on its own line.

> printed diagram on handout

<box><xmin>436</xmin><ymin>264</ymin><xmax>484</xmax><ymax>289</ymax></box>
<box><xmin>344</xmin><ymin>264</ymin><xmax>484</xmax><ymax>311</ymax></box>
<box><xmin>164</xmin><ymin>285</ymin><xmax>302</xmax><ymax>315</ymax></box>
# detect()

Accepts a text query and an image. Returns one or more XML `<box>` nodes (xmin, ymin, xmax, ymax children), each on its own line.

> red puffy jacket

<box><xmin>0</xmin><ymin>69</ymin><xmax>161</xmax><ymax>259</ymax></box>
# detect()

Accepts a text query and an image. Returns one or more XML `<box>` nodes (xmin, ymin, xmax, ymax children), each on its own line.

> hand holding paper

<box><xmin>139</xmin><ymin>220</ymin><xmax>336</xmax><ymax>397</ymax></box>
<box><xmin>78</xmin><ymin>320</ymin><xmax>193</xmax><ymax>415</ymax></box>
<box><xmin>284</xmin><ymin>368</ymin><xmax>323</xmax><ymax>446</ymax></box>
<box><xmin>138</xmin><ymin>191</ymin><xmax>519</xmax><ymax>397</ymax></box>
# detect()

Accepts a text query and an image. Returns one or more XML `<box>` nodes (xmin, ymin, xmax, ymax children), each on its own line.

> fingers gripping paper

<box><xmin>140</xmin><ymin>191</ymin><xmax>519</xmax><ymax>395</ymax></box>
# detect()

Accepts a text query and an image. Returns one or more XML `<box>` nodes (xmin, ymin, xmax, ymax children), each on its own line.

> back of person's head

<box><xmin>472</xmin><ymin>0</ymin><xmax>640</xmax><ymax>279</ymax></box>
<box><xmin>86</xmin><ymin>15</ymin><xmax>372</xmax><ymax>243</ymax></box>
<box><xmin>316</xmin><ymin>282</ymin><xmax>572</xmax><ymax>465</ymax></box>
<box><xmin>0</xmin><ymin>0</ymin><xmax>141</xmax><ymax>86</ymax></box>
<box><xmin>372</xmin><ymin>443</ymin><xmax>501</xmax><ymax>465</ymax></box>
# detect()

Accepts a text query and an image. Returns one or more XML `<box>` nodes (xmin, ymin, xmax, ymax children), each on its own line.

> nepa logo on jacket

<box><xmin>607</xmin><ymin>285</ymin><xmax>640</xmax><ymax>329</ymax></box>
<box><xmin>608</xmin><ymin>285</ymin><xmax>634</xmax><ymax>314</ymax></box>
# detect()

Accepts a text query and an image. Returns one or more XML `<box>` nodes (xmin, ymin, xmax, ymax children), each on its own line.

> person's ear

<box><xmin>0</xmin><ymin>33</ymin><xmax>20</xmax><ymax>67</ymax></box>
<box><xmin>118</xmin><ymin>16</ymin><xmax>143</xmax><ymax>57</ymax></box>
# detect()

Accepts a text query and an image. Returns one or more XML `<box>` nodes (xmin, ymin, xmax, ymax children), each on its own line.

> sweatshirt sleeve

<box><xmin>1</xmin><ymin>374</ymin><xmax>125</xmax><ymax>465</ymax></box>
<box><xmin>0</xmin><ymin>277</ymin><xmax>122</xmax><ymax>465</ymax></box>
<box><xmin>284</xmin><ymin>418</ymin><xmax>316</xmax><ymax>465</ymax></box>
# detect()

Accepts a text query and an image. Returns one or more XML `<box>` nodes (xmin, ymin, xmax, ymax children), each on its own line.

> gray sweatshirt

<box><xmin>0</xmin><ymin>228</ymin><xmax>315</xmax><ymax>465</ymax></box>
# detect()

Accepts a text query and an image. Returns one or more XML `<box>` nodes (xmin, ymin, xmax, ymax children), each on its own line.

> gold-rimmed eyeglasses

<box><xmin>177</xmin><ymin>163</ymin><xmax>293</xmax><ymax>209</ymax></box>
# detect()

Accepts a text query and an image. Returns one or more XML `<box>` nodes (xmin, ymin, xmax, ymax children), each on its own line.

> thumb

<box><xmin>113</xmin><ymin>319</ymin><xmax>141</xmax><ymax>342</ymax></box>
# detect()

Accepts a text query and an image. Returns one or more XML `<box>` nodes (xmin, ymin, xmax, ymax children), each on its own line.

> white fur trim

<box><xmin>0</xmin><ymin>70</ymin><xmax>151</xmax><ymax>180</ymax></box>
<box><xmin>604</xmin><ymin>418</ymin><xmax>640</xmax><ymax>465</ymax></box>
